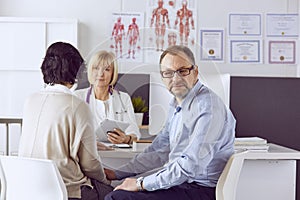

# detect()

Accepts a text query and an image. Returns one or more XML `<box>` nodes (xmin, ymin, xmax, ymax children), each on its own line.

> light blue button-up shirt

<box><xmin>115</xmin><ymin>80</ymin><xmax>236</xmax><ymax>191</ymax></box>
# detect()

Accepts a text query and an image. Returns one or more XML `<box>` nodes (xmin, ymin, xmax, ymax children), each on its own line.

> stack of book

<box><xmin>234</xmin><ymin>137</ymin><xmax>269</xmax><ymax>152</ymax></box>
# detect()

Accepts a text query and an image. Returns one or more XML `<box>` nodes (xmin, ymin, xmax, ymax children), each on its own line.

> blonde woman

<box><xmin>75</xmin><ymin>50</ymin><xmax>140</xmax><ymax>145</ymax></box>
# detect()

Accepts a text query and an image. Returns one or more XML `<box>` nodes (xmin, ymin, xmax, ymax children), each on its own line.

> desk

<box><xmin>99</xmin><ymin>147</ymin><xmax>141</xmax><ymax>169</ymax></box>
<box><xmin>99</xmin><ymin>143</ymin><xmax>300</xmax><ymax>199</ymax></box>
<box><xmin>236</xmin><ymin>143</ymin><xmax>300</xmax><ymax>200</ymax></box>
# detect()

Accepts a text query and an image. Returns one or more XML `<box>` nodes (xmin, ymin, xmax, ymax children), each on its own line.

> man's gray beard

<box><xmin>170</xmin><ymin>86</ymin><xmax>190</xmax><ymax>100</ymax></box>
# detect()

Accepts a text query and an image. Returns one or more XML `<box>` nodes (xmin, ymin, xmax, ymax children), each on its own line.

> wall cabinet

<box><xmin>0</xmin><ymin>17</ymin><xmax>78</xmax><ymax>155</ymax></box>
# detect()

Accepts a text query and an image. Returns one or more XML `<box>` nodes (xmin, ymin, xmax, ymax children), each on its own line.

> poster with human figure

<box><xmin>149</xmin><ymin>0</ymin><xmax>171</xmax><ymax>52</ymax></box>
<box><xmin>145</xmin><ymin>0</ymin><xmax>197</xmax><ymax>63</ymax></box>
<box><xmin>111</xmin><ymin>16</ymin><xmax>125</xmax><ymax>58</ymax></box>
<box><xmin>174</xmin><ymin>0</ymin><xmax>196</xmax><ymax>46</ymax></box>
<box><xmin>126</xmin><ymin>17</ymin><xmax>140</xmax><ymax>59</ymax></box>
<box><xmin>110</xmin><ymin>12</ymin><xmax>144</xmax><ymax>63</ymax></box>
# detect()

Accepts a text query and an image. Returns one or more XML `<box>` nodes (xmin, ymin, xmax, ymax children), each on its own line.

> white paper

<box><xmin>268</xmin><ymin>40</ymin><xmax>296</xmax><ymax>64</ymax></box>
<box><xmin>229</xmin><ymin>13</ymin><xmax>261</xmax><ymax>36</ymax></box>
<box><xmin>266</xmin><ymin>14</ymin><xmax>298</xmax><ymax>37</ymax></box>
<box><xmin>200</xmin><ymin>29</ymin><xmax>224</xmax><ymax>61</ymax></box>
<box><xmin>100</xmin><ymin>142</ymin><xmax>131</xmax><ymax>149</ymax></box>
<box><xmin>235</xmin><ymin>137</ymin><xmax>267</xmax><ymax>144</ymax></box>
<box><xmin>230</xmin><ymin>40</ymin><xmax>261</xmax><ymax>63</ymax></box>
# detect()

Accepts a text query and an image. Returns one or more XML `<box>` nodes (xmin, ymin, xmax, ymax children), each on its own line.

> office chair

<box><xmin>216</xmin><ymin>150</ymin><xmax>248</xmax><ymax>200</ymax></box>
<box><xmin>0</xmin><ymin>156</ymin><xmax>67</xmax><ymax>200</ymax></box>
<box><xmin>199</xmin><ymin>73</ymin><xmax>230</xmax><ymax>107</ymax></box>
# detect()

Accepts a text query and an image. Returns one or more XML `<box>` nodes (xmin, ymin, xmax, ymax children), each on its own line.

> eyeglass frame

<box><xmin>160</xmin><ymin>65</ymin><xmax>195</xmax><ymax>78</ymax></box>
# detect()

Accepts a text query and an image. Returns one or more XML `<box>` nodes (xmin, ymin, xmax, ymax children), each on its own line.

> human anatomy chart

<box><xmin>110</xmin><ymin>12</ymin><xmax>144</xmax><ymax>63</ymax></box>
<box><xmin>145</xmin><ymin>0</ymin><xmax>197</xmax><ymax>63</ymax></box>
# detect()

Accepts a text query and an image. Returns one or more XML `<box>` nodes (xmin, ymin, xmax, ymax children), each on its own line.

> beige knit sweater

<box><xmin>18</xmin><ymin>85</ymin><xmax>110</xmax><ymax>198</ymax></box>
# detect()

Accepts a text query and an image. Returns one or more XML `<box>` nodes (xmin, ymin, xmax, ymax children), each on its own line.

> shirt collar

<box><xmin>44</xmin><ymin>84</ymin><xmax>73</xmax><ymax>95</ymax></box>
<box><xmin>169</xmin><ymin>80</ymin><xmax>203</xmax><ymax>109</ymax></box>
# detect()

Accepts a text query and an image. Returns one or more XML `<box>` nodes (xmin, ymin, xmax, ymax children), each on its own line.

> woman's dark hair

<box><xmin>41</xmin><ymin>42</ymin><xmax>84</xmax><ymax>85</ymax></box>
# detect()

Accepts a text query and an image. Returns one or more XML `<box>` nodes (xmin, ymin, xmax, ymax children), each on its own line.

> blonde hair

<box><xmin>87</xmin><ymin>50</ymin><xmax>118</xmax><ymax>86</ymax></box>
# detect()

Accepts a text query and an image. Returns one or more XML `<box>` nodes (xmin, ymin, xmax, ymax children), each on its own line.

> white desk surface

<box><xmin>243</xmin><ymin>143</ymin><xmax>300</xmax><ymax>160</ymax></box>
<box><xmin>98</xmin><ymin>143</ymin><xmax>300</xmax><ymax>160</ymax></box>
<box><xmin>99</xmin><ymin>143</ymin><xmax>300</xmax><ymax>200</ymax></box>
<box><xmin>99</xmin><ymin>147</ymin><xmax>140</xmax><ymax>159</ymax></box>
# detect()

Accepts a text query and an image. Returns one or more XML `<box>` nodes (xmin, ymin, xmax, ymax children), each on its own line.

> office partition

<box><xmin>230</xmin><ymin>76</ymin><xmax>300</xmax><ymax>199</ymax></box>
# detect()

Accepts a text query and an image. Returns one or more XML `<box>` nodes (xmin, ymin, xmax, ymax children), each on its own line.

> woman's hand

<box><xmin>96</xmin><ymin>141</ymin><xmax>114</xmax><ymax>151</ymax></box>
<box><xmin>104</xmin><ymin>168</ymin><xmax>117</xmax><ymax>180</ymax></box>
<box><xmin>107</xmin><ymin>128</ymin><xmax>131</xmax><ymax>144</ymax></box>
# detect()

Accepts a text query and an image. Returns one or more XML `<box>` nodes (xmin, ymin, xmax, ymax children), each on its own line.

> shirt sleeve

<box><xmin>143</xmin><ymin>100</ymin><xmax>229</xmax><ymax>191</ymax></box>
<box><xmin>115</xmin><ymin>122</ymin><xmax>171</xmax><ymax>179</ymax></box>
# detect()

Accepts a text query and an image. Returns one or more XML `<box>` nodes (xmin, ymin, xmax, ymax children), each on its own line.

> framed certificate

<box><xmin>266</xmin><ymin>14</ymin><xmax>298</xmax><ymax>37</ymax></box>
<box><xmin>230</xmin><ymin>40</ymin><xmax>261</xmax><ymax>63</ymax></box>
<box><xmin>229</xmin><ymin>13</ymin><xmax>262</xmax><ymax>36</ymax></box>
<box><xmin>200</xmin><ymin>29</ymin><xmax>224</xmax><ymax>61</ymax></box>
<box><xmin>268</xmin><ymin>40</ymin><xmax>296</xmax><ymax>64</ymax></box>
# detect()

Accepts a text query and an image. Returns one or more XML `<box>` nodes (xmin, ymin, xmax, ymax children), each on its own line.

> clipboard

<box><xmin>95</xmin><ymin>119</ymin><xmax>130</xmax><ymax>142</ymax></box>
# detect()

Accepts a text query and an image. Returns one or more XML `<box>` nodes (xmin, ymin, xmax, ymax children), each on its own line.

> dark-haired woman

<box><xmin>18</xmin><ymin>42</ymin><xmax>113</xmax><ymax>200</ymax></box>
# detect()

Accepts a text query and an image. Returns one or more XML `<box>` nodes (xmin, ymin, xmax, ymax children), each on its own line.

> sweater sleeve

<box><xmin>75</xmin><ymin>102</ymin><xmax>110</xmax><ymax>185</ymax></box>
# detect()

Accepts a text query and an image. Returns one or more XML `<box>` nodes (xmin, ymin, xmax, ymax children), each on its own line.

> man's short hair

<box><xmin>159</xmin><ymin>45</ymin><xmax>195</xmax><ymax>68</ymax></box>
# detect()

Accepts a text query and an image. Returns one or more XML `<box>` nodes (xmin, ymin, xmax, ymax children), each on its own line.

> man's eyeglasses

<box><xmin>160</xmin><ymin>65</ymin><xmax>194</xmax><ymax>78</ymax></box>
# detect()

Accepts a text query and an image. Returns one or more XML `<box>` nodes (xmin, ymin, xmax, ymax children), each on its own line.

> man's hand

<box><xmin>104</xmin><ymin>168</ymin><xmax>117</xmax><ymax>180</ymax></box>
<box><xmin>114</xmin><ymin>178</ymin><xmax>138</xmax><ymax>191</ymax></box>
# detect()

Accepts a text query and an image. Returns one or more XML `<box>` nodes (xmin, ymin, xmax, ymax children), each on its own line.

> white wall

<box><xmin>0</xmin><ymin>0</ymin><xmax>298</xmax><ymax>151</ymax></box>
<box><xmin>0</xmin><ymin>0</ymin><xmax>298</xmax><ymax>77</ymax></box>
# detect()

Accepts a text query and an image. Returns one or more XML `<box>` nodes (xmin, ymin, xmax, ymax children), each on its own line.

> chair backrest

<box><xmin>199</xmin><ymin>73</ymin><xmax>230</xmax><ymax>107</ymax></box>
<box><xmin>216</xmin><ymin>150</ymin><xmax>248</xmax><ymax>200</ymax></box>
<box><xmin>0</xmin><ymin>156</ymin><xmax>67</xmax><ymax>200</ymax></box>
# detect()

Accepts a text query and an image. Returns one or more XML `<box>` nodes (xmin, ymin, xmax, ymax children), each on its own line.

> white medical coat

<box><xmin>74</xmin><ymin>87</ymin><xmax>140</xmax><ymax>139</ymax></box>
